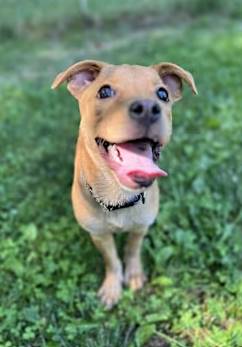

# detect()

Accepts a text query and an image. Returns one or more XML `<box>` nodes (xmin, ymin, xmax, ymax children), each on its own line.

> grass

<box><xmin>0</xmin><ymin>1</ymin><xmax>242</xmax><ymax>346</ymax></box>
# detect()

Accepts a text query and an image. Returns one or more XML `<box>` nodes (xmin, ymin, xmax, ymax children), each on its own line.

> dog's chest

<box><xmin>104</xmin><ymin>205</ymin><xmax>155</xmax><ymax>233</ymax></box>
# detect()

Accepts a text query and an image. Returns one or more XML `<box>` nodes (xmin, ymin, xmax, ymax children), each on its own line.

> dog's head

<box><xmin>52</xmin><ymin>60</ymin><xmax>197</xmax><ymax>191</ymax></box>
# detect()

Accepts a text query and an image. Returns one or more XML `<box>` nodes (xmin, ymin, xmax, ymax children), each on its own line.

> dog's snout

<box><xmin>129</xmin><ymin>100</ymin><xmax>161</xmax><ymax>124</ymax></box>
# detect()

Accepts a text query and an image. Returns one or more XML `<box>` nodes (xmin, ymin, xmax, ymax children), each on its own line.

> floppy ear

<box><xmin>51</xmin><ymin>59</ymin><xmax>106</xmax><ymax>99</ymax></box>
<box><xmin>152</xmin><ymin>62</ymin><xmax>197</xmax><ymax>102</ymax></box>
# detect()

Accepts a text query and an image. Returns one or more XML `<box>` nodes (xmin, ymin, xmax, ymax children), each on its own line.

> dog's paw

<box><xmin>125</xmin><ymin>271</ymin><xmax>146</xmax><ymax>291</ymax></box>
<box><xmin>98</xmin><ymin>274</ymin><xmax>122</xmax><ymax>309</ymax></box>
<box><xmin>124</xmin><ymin>260</ymin><xmax>146</xmax><ymax>291</ymax></box>
<box><xmin>126</xmin><ymin>273</ymin><xmax>146</xmax><ymax>291</ymax></box>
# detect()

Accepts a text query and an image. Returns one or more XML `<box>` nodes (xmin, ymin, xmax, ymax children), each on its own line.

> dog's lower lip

<box><xmin>133</xmin><ymin>176</ymin><xmax>154</xmax><ymax>188</ymax></box>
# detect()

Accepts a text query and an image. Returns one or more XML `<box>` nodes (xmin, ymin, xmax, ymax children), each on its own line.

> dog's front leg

<box><xmin>124</xmin><ymin>230</ymin><xmax>147</xmax><ymax>291</ymax></box>
<box><xmin>91</xmin><ymin>233</ymin><xmax>123</xmax><ymax>309</ymax></box>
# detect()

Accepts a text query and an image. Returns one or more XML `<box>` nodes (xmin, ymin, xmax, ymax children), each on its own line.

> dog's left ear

<box><xmin>152</xmin><ymin>62</ymin><xmax>198</xmax><ymax>102</ymax></box>
<box><xmin>51</xmin><ymin>60</ymin><xmax>107</xmax><ymax>100</ymax></box>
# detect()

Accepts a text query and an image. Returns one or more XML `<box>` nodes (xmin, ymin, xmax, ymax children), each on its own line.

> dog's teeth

<box><xmin>152</xmin><ymin>144</ymin><xmax>161</xmax><ymax>161</ymax></box>
<box><xmin>110</xmin><ymin>145</ymin><xmax>122</xmax><ymax>162</ymax></box>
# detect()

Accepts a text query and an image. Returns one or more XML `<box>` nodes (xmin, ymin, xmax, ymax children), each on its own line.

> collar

<box><xmin>86</xmin><ymin>184</ymin><xmax>145</xmax><ymax>212</ymax></box>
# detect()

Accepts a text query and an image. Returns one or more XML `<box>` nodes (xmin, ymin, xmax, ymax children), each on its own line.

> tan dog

<box><xmin>52</xmin><ymin>60</ymin><xmax>197</xmax><ymax>308</ymax></box>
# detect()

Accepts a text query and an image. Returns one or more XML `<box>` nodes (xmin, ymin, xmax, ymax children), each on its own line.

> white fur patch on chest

<box><xmin>105</xmin><ymin>203</ymin><xmax>156</xmax><ymax>233</ymax></box>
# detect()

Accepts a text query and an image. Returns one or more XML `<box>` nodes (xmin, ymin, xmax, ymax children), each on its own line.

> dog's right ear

<box><xmin>51</xmin><ymin>60</ymin><xmax>106</xmax><ymax>99</ymax></box>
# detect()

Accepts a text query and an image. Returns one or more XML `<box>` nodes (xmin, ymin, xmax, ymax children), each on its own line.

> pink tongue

<box><xmin>109</xmin><ymin>142</ymin><xmax>167</xmax><ymax>185</ymax></box>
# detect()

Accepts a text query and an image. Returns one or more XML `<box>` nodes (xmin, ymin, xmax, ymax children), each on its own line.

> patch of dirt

<box><xmin>144</xmin><ymin>336</ymin><xmax>171</xmax><ymax>347</ymax></box>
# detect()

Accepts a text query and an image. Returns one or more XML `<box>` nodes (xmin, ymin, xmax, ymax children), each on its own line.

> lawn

<box><xmin>0</xmin><ymin>1</ymin><xmax>242</xmax><ymax>346</ymax></box>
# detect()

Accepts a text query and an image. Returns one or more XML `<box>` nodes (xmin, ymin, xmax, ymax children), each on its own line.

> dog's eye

<box><xmin>156</xmin><ymin>87</ymin><xmax>169</xmax><ymax>102</ymax></box>
<box><xmin>97</xmin><ymin>85</ymin><xmax>115</xmax><ymax>99</ymax></box>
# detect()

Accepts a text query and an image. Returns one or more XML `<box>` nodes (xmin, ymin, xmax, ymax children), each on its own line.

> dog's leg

<box><xmin>124</xmin><ymin>230</ymin><xmax>147</xmax><ymax>291</ymax></box>
<box><xmin>91</xmin><ymin>233</ymin><xmax>122</xmax><ymax>309</ymax></box>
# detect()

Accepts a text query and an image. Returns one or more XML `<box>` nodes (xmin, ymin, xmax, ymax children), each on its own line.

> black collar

<box><xmin>86</xmin><ymin>184</ymin><xmax>145</xmax><ymax>212</ymax></box>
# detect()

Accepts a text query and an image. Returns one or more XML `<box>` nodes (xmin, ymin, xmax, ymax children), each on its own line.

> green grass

<box><xmin>0</xmin><ymin>1</ymin><xmax>242</xmax><ymax>346</ymax></box>
<box><xmin>1</xmin><ymin>0</ymin><xmax>242</xmax><ymax>40</ymax></box>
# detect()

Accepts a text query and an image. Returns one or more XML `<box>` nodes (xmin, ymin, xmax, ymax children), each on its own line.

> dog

<box><xmin>52</xmin><ymin>60</ymin><xmax>197</xmax><ymax>308</ymax></box>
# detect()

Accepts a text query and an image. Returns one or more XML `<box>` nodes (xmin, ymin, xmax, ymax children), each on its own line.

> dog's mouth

<box><xmin>95</xmin><ymin>137</ymin><xmax>168</xmax><ymax>190</ymax></box>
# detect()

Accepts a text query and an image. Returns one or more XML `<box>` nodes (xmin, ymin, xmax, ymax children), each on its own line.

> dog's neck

<box><xmin>85</xmin><ymin>183</ymin><xmax>145</xmax><ymax>212</ymax></box>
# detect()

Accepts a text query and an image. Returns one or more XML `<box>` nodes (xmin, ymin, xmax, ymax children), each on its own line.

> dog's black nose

<box><xmin>129</xmin><ymin>100</ymin><xmax>161</xmax><ymax>125</ymax></box>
